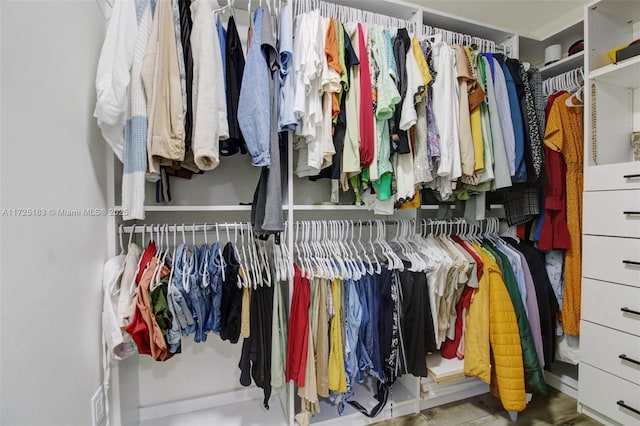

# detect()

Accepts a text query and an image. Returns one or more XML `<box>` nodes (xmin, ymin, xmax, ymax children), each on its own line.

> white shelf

<box><xmin>589</xmin><ymin>55</ymin><xmax>640</xmax><ymax>88</ymax></box>
<box><xmin>141</xmin><ymin>205</ymin><xmax>253</xmax><ymax>212</ymax></box>
<box><xmin>293</xmin><ymin>204</ymin><xmax>368</xmax><ymax>211</ymax></box>
<box><xmin>540</xmin><ymin>52</ymin><xmax>584</xmax><ymax>79</ymax></box>
<box><xmin>310</xmin><ymin>379</ymin><xmax>416</xmax><ymax>425</ymax></box>
<box><xmin>138</xmin><ymin>394</ymin><xmax>287</xmax><ymax>426</ymax></box>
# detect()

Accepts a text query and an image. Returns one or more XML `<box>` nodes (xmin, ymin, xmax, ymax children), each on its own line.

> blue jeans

<box><xmin>172</xmin><ymin>244</ymin><xmax>197</xmax><ymax>338</ymax></box>
<box><xmin>340</xmin><ymin>278</ymin><xmax>362</xmax><ymax>414</ymax></box>
<box><xmin>184</xmin><ymin>245</ymin><xmax>207</xmax><ymax>343</ymax></box>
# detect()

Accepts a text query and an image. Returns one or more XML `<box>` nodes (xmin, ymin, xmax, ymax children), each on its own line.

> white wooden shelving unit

<box><xmin>579</xmin><ymin>1</ymin><xmax>640</xmax><ymax>425</ymax></box>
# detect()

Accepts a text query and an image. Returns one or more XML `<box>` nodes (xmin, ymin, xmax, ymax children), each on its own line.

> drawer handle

<box><xmin>617</xmin><ymin>400</ymin><xmax>640</xmax><ymax>416</ymax></box>
<box><xmin>619</xmin><ymin>354</ymin><xmax>640</xmax><ymax>366</ymax></box>
<box><xmin>621</xmin><ymin>307</ymin><xmax>640</xmax><ymax>315</ymax></box>
<box><xmin>624</xmin><ymin>174</ymin><xmax>640</xmax><ymax>179</ymax></box>
<box><xmin>623</xmin><ymin>211</ymin><xmax>640</xmax><ymax>215</ymax></box>
<box><xmin>622</xmin><ymin>260</ymin><xmax>640</xmax><ymax>266</ymax></box>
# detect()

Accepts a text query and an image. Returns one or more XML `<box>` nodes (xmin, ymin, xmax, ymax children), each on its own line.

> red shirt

<box><xmin>357</xmin><ymin>23</ymin><xmax>374</xmax><ymax>167</ymax></box>
<box><xmin>285</xmin><ymin>265</ymin><xmax>311</xmax><ymax>386</ymax></box>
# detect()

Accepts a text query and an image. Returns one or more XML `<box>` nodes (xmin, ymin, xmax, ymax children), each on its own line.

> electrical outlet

<box><xmin>91</xmin><ymin>385</ymin><xmax>107</xmax><ymax>426</ymax></box>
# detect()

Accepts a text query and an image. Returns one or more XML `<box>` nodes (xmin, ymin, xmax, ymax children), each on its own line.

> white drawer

<box><xmin>582</xmin><ymin>279</ymin><xmax>640</xmax><ymax>336</ymax></box>
<box><xmin>579</xmin><ymin>363</ymin><xmax>640</xmax><ymax>425</ymax></box>
<box><xmin>585</xmin><ymin>162</ymin><xmax>640</xmax><ymax>191</ymax></box>
<box><xmin>583</xmin><ymin>235</ymin><xmax>640</xmax><ymax>288</ymax></box>
<box><xmin>583</xmin><ymin>190</ymin><xmax>640</xmax><ymax>238</ymax></box>
<box><xmin>581</xmin><ymin>321</ymin><xmax>640</xmax><ymax>385</ymax></box>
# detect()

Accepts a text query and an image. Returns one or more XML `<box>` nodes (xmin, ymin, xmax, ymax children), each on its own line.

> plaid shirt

<box><xmin>503</xmin><ymin>186</ymin><xmax>541</xmax><ymax>226</ymax></box>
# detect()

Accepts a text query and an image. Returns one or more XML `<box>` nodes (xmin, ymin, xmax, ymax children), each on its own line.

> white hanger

<box><xmin>167</xmin><ymin>225</ymin><xmax>178</xmax><ymax>295</ymax></box>
<box><xmin>245</xmin><ymin>223</ymin><xmax>259</xmax><ymax>288</ymax></box>
<box><xmin>294</xmin><ymin>222</ymin><xmax>304</xmax><ymax>276</ymax></box>
<box><xmin>374</xmin><ymin>220</ymin><xmax>393</xmax><ymax>270</ymax></box>
<box><xmin>215</xmin><ymin>223</ymin><xmax>226</xmax><ymax>282</ymax></box>
<box><xmin>356</xmin><ymin>220</ymin><xmax>374</xmax><ymax>275</ymax></box>
<box><xmin>566</xmin><ymin>67</ymin><xmax>584</xmax><ymax>107</ymax></box>
<box><xmin>366</xmin><ymin>220</ymin><xmax>382</xmax><ymax>274</ymax></box>
<box><xmin>315</xmin><ymin>221</ymin><xmax>331</xmax><ymax>279</ymax></box>
<box><xmin>350</xmin><ymin>220</ymin><xmax>367</xmax><ymax>277</ymax></box>
<box><xmin>149</xmin><ymin>225</ymin><xmax>166</xmax><ymax>291</ymax></box>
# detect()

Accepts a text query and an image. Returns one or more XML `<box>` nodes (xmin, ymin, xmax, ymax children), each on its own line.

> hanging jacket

<box><xmin>487</xmin><ymin>243</ymin><xmax>547</xmax><ymax>396</ymax></box>
<box><xmin>464</xmin><ymin>243</ymin><xmax>491</xmax><ymax>384</ymax></box>
<box><xmin>507</xmin><ymin>238</ymin><xmax>560</xmax><ymax>369</ymax></box>
<box><xmin>485</xmin><ymin>251</ymin><xmax>527</xmax><ymax>412</ymax></box>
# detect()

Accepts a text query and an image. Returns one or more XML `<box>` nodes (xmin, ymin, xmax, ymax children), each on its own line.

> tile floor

<box><xmin>375</xmin><ymin>388</ymin><xmax>602</xmax><ymax>425</ymax></box>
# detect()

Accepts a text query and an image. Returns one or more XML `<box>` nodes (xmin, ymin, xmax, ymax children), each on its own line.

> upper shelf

<box><xmin>540</xmin><ymin>51</ymin><xmax>584</xmax><ymax>79</ymax></box>
<box><xmin>588</xmin><ymin>0</ymin><xmax>640</xmax><ymax>26</ymax></box>
<box><xmin>589</xmin><ymin>55</ymin><xmax>640</xmax><ymax>88</ymax></box>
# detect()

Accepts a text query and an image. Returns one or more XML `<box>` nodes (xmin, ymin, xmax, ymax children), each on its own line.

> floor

<box><xmin>375</xmin><ymin>388</ymin><xmax>602</xmax><ymax>426</ymax></box>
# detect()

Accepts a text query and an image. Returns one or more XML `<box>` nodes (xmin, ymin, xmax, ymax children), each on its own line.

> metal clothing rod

<box><xmin>421</xmin><ymin>24</ymin><xmax>500</xmax><ymax>53</ymax></box>
<box><xmin>122</xmin><ymin>223</ymin><xmax>250</xmax><ymax>234</ymax></box>
<box><xmin>293</xmin><ymin>0</ymin><xmax>416</xmax><ymax>32</ymax></box>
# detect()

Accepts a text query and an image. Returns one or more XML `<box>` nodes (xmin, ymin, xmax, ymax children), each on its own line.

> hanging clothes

<box><xmin>543</xmin><ymin>91</ymin><xmax>583</xmax><ymax>336</ymax></box>
<box><xmin>221</xmin><ymin>15</ymin><xmax>247</xmax><ymax>156</ymax></box>
<box><xmin>286</xmin><ymin>265</ymin><xmax>311</xmax><ymax>386</ymax></box>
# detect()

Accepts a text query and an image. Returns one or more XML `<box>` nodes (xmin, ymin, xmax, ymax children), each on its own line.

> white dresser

<box><xmin>579</xmin><ymin>1</ymin><xmax>640</xmax><ymax>424</ymax></box>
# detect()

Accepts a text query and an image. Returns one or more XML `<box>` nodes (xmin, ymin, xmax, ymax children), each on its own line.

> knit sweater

<box><xmin>94</xmin><ymin>0</ymin><xmax>137</xmax><ymax>163</ymax></box>
<box><xmin>122</xmin><ymin>0</ymin><xmax>154</xmax><ymax>221</ymax></box>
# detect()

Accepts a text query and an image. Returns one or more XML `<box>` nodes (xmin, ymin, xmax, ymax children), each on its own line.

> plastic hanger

<box><xmin>374</xmin><ymin>220</ymin><xmax>392</xmax><ymax>270</ymax></box>
<box><xmin>365</xmin><ymin>220</ymin><xmax>381</xmax><ymax>274</ymax></box>
<box><xmin>356</xmin><ymin>220</ymin><xmax>374</xmax><ymax>275</ymax></box>
<box><xmin>200</xmin><ymin>223</ymin><xmax>211</xmax><ymax>289</ymax></box>
<box><xmin>294</xmin><ymin>222</ymin><xmax>304</xmax><ymax>276</ymax></box>
<box><xmin>314</xmin><ymin>221</ymin><xmax>331</xmax><ymax>279</ymax></box>
<box><xmin>249</xmin><ymin>224</ymin><xmax>267</xmax><ymax>287</ymax></box>
<box><xmin>339</xmin><ymin>221</ymin><xmax>353</xmax><ymax>280</ymax></box>
<box><xmin>349</xmin><ymin>221</ymin><xmax>367</xmax><ymax>277</ymax></box>
<box><xmin>214</xmin><ymin>223</ymin><xmax>226</xmax><ymax>282</ymax></box>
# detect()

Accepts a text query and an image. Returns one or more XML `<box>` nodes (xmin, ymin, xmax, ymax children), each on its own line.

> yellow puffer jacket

<box><xmin>464</xmin><ymin>243</ymin><xmax>491</xmax><ymax>384</ymax></box>
<box><xmin>487</xmin><ymin>255</ymin><xmax>526</xmax><ymax>412</ymax></box>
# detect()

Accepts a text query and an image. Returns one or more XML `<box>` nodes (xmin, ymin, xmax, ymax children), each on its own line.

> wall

<box><xmin>0</xmin><ymin>1</ymin><xmax>109</xmax><ymax>425</ymax></box>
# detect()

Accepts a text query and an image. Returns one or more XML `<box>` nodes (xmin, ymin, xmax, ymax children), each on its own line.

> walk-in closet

<box><xmin>1</xmin><ymin>1</ymin><xmax>639</xmax><ymax>425</ymax></box>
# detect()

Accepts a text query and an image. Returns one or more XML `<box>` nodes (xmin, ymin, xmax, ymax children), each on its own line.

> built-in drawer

<box><xmin>583</xmin><ymin>235</ymin><xmax>640</xmax><ymax>288</ymax></box>
<box><xmin>583</xmin><ymin>190</ymin><xmax>640</xmax><ymax>238</ymax></box>
<box><xmin>579</xmin><ymin>364</ymin><xmax>640</xmax><ymax>425</ymax></box>
<box><xmin>581</xmin><ymin>321</ymin><xmax>640</xmax><ymax>385</ymax></box>
<box><xmin>585</xmin><ymin>162</ymin><xmax>640</xmax><ymax>191</ymax></box>
<box><xmin>582</xmin><ymin>279</ymin><xmax>640</xmax><ymax>336</ymax></box>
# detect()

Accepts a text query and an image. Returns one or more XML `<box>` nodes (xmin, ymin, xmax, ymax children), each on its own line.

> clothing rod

<box><xmin>122</xmin><ymin>223</ymin><xmax>251</xmax><ymax>234</ymax></box>
<box><xmin>122</xmin><ymin>218</ymin><xmax>505</xmax><ymax>234</ymax></box>
<box><xmin>293</xmin><ymin>0</ymin><xmax>415</xmax><ymax>31</ymax></box>
<box><xmin>542</xmin><ymin>65</ymin><xmax>584</xmax><ymax>82</ymax></box>
<box><xmin>421</xmin><ymin>24</ymin><xmax>500</xmax><ymax>51</ymax></box>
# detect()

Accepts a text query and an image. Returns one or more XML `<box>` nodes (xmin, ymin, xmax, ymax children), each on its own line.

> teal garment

<box><xmin>371</xmin><ymin>26</ymin><xmax>399</xmax><ymax>186</ymax></box>
<box><xmin>485</xmin><ymin>242</ymin><xmax>547</xmax><ymax>396</ymax></box>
